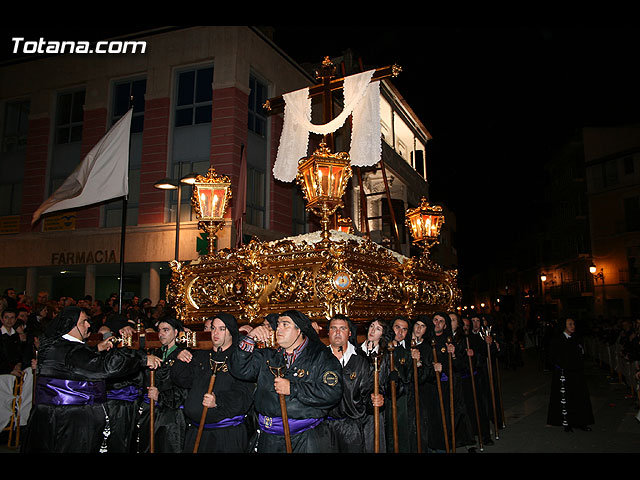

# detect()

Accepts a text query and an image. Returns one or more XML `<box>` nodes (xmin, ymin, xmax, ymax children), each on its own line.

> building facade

<box><xmin>0</xmin><ymin>26</ymin><xmax>439</xmax><ymax>306</ymax></box>
<box><xmin>584</xmin><ymin>126</ymin><xmax>640</xmax><ymax>318</ymax></box>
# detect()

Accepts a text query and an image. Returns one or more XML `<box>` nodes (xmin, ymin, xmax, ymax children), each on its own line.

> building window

<box><xmin>104</xmin><ymin>79</ymin><xmax>147</xmax><ymax>227</ymax></box>
<box><xmin>603</xmin><ymin>159</ymin><xmax>618</xmax><ymax>187</ymax></box>
<box><xmin>624</xmin><ymin>155</ymin><xmax>635</xmax><ymax>175</ymax></box>
<box><xmin>248</xmin><ymin>74</ymin><xmax>268</xmax><ymax>136</ymax></box>
<box><xmin>169</xmin><ymin>160</ymin><xmax>210</xmax><ymax>223</ymax></box>
<box><xmin>175</xmin><ymin>66</ymin><xmax>213</xmax><ymax>127</ymax></box>
<box><xmin>56</xmin><ymin>90</ymin><xmax>85</xmax><ymax>144</ymax></box>
<box><xmin>292</xmin><ymin>188</ymin><xmax>307</xmax><ymax>235</ymax></box>
<box><xmin>2</xmin><ymin>100</ymin><xmax>29</xmax><ymax>153</ymax></box>
<box><xmin>246</xmin><ymin>166</ymin><xmax>266</xmax><ymax>228</ymax></box>
<box><xmin>0</xmin><ymin>100</ymin><xmax>29</xmax><ymax>216</ymax></box>
<box><xmin>624</xmin><ymin>196</ymin><xmax>640</xmax><ymax>232</ymax></box>
<box><xmin>112</xmin><ymin>78</ymin><xmax>146</xmax><ymax>132</ymax></box>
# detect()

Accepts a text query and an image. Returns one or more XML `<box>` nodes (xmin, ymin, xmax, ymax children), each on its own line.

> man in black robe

<box><xmin>171</xmin><ymin>312</ymin><xmax>254</xmax><ymax>453</ymax></box>
<box><xmin>138</xmin><ymin>316</ymin><xmax>188</xmax><ymax>453</ymax></box>
<box><xmin>325</xmin><ymin>314</ymin><xmax>383</xmax><ymax>453</ymax></box>
<box><xmin>423</xmin><ymin>312</ymin><xmax>475</xmax><ymax>453</ymax></box>
<box><xmin>462</xmin><ymin>316</ymin><xmax>493</xmax><ymax>447</ymax></box>
<box><xmin>384</xmin><ymin>315</ymin><xmax>425</xmax><ymax>453</ymax></box>
<box><xmin>231</xmin><ymin>309</ymin><xmax>343</xmax><ymax>453</ymax></box>
<box><xmin>20</xmin><ymin>306</ymin><xmax>161</xmax><ymax>453</ymax></box>
<box><xmin>546</xmin><ymin>317</ymin><xmax>594</xmax><ymax>432</ymax></box>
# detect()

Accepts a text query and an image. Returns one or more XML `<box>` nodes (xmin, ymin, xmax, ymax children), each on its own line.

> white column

<box><xmin>26</xmin><ymin>267</ymin><xmax>38</xmax><ymax>300</ymax></box>
<box><xmin>84</xmin><ymin>264</ymin><xmax>96</xmax><ymax>300</ymax></box>
<box><xmin>149</xmin><ymin>262</ymin><xmax>161</xmax><ymax>304</ymax></box>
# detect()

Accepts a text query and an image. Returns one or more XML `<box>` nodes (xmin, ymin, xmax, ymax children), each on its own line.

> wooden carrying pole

<box><xmin>411</xmin><ymin>340</ymin><xmax>422</xmax><ymax>453</ymax></box>
<box><xmin>388</xmin><ymin>345</ymin><xmax>399</xmax><ymax>453</ymax></box>
<box><xmin>431</xmin><ymin>339</ymin><xmax>450</xmax><ymax>453</ymax></box>
<box><xmin>193</xmin><ymin>355</ymin><xmax>223</xmax><ymax>453</ymax></box>
<box><xmin>268</xmin><ymin>363</ymin><xmax>292</xmax><ymax>453</ymax></box>
<box><xmin>373</xmin><ymin>354</ymin><xmax>381</xmax><ymax>453</ymax></box>
<box><xmin>466</xmin><ymin>335</ymin><xmax>484</xmax><ymax>451</ymax></box>
<box><xmin>447</xmin><ymin>337</ymin><xmax>456</xmax><ymax>453</ymax></box>
<box><xmin>149</xmin><ymin>370</ymin><xmax>155</xmax><ymax>453</ymax></box>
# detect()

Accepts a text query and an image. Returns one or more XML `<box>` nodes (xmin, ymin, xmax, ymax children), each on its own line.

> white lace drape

<box><xmin>273</xmin><ymin>69</ymin><xmax>381</xmax><ymax>183</ymax></box>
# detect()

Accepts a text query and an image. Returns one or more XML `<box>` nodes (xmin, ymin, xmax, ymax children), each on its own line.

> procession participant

<box><xmin>424</xmin><ymin>312</ymin><xmax>475</xmax><ymax>453</ymax></box>
<box><xmin>462</xmin><ymin>316</ymin><xmax>493</xmax><ymax>447</ymax></box>
<box><xmin>138</xmin><ymin>316</ymin><xmax>188</xmax><ymax>453</ymax></box>
<box><xmin>1</xmin><ymin>308</ymin><xmax>27</xmax><ymax>377</ymax></box>
<box><xmin>384</xmin><ymin>315</ymin><xmax>424</xmax><ymax>453</ymax></box>
<box><xmin>360</xmin><ymin>317</ymin><xmax>391</xmax><ymax>452</ymax></box>
<box><xmin>171</xmin><ymin>312</ymin><xmax>254</xmax><ymax>453</ymax></box>
<box><xmin>231</xmin><ymin>309</ymin><xmax>343</xmax><ymax>453</ymax></box>
<box><xmin>20</xmin><ymin>306</ymin><xmax>161</xmax><ymax>453</ymax></box>
<box><xmin>99</xmin><ymin>312</ymin><xmax>147</xmax><ymax>453</ymax></box>
<box><xmin>546</xmin><ymin>318</ymin><xmax>594</xmax><ymax>432</ymax></box>
<box><xmin>325</xmin><ymin>314</ymin><xmax>383</xmax><ymax>453</ymax></box>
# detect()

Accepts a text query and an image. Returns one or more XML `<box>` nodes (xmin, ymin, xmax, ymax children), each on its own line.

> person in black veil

<box><xmin>231</xmin><ymin>309</ymin><xmax>343</xmax><ymax>453</ymax></box>
<box><xmin>21</xmin><ymin>306</ymin><xmax>161</xmax><ymax>453</ymax></box>
<box><xmin>546</xmin><ymin>317</ymin><xmax>594</xmax><ymax>432</ymax></box>
<box><xmin>325</xmin><ymin>314</ymin><xmax>383</xmax><ymax>453</ymax></box>
<box><xmin>360</xmin><ymin>316</ymin><xmax>391</xmax><ymax>452</ymax></box>
<box><xmin>171</xmin><ymin>312</ymin><xmax>255</xmax><ymax>453</ymax></box>
<box><xmin>138</xmin><ymin>316</ymin><xmax>188</xmax><ymax>453</ymax></box>
<box><xmin>423</xmin><ymin>311</ymin><xmax>475</xmax><ymax>453</ymax></box>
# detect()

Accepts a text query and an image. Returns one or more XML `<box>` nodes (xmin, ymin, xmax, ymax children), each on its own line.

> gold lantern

<box><xmin>405</xmin><ymin>197</ymin><xmax>445</xmax><ymax>255</ymax></box>
<box><xmin>191</xmin><ymin>167</ymin><xmax>232</xmax><ymax>255</ymax></box>
<box><xmin>296</xmin><ymin>143</ymin><xmax>353</xmax><ymax>243</ymax></box>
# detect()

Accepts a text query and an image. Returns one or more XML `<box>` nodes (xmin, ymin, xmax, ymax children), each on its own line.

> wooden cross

<box><xmin>263</xmin><ymin>56</ymin><xmax>402</xmax><ymax>152</ymax></box>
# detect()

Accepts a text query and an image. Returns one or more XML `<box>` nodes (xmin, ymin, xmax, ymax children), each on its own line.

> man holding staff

<box><xmin>231</xmin><ymin>309</ymin><xmax>342</xmax><ymax>453</ymax></box>
<box><xmin>171</xmin><ymin>312</ymin><xmax>254</xmax><ymax>453</ymax></box>
<box><xmin>325</xmin><ymin>314</ymin><xmax>383</xmax><ymax>453</ymax></box>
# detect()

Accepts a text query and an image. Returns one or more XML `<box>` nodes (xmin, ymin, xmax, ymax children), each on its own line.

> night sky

<box><xmin>270</xmin><ymin>26</ymin><xmax>640</xmax><ymax>281</ymax></box>
<box><xmin>3</xmin><ymin>25</ymin><xmax>639</xmax><ymax>284</ymax></box>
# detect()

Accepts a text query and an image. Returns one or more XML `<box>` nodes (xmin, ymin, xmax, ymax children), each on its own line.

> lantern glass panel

<box><xmin>198</xmin><ymin>185</ymin><xmax>227</xmax><ymax>220</ymax></box>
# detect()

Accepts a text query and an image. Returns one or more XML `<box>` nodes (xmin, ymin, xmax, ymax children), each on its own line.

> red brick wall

<box><xmin>20</xmin><ymin>117</ymin><xmax>50</xmax><ymax>232</ymax></box>
<box><xmin>269</xmin><ymin>114</ymin><xmax>294</xmax><ymax>234</ymax></box>
<box><xmin>138</xmin><ymin>97</ymin><xmax>170</xmax><ymax>225</ymax></box>
<box><xmin>210</xmin><ymin>87</ymin><xmax>248</xmax><ymax>221</ymax></box>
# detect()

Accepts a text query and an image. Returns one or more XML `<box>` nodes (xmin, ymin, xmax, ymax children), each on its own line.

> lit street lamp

<box><xmin>154</xmin><ymin>172</ymin><xmax>198</xmax><ymax>261</ymax></box>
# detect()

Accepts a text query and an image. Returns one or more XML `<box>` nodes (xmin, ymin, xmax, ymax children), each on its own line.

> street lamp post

<box><xmin>154</xmin><ymin>172</ymin><xmax>198</xmax><ymax>261</ymax></box>
<box><xmin>589</xmin><ymin>262</ymin><xmax>606</xmax><ymax>316</ymax></box>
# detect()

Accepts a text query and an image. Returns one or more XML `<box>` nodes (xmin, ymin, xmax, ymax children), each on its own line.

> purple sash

<box><xmin>440</xmin><ymin>372</ymin><xmax>449</xmax><ymax>382</ymax></box>
<box><xmin>258</xmin><ymin>414</ymin><xmax>323</xmax><ymax>435</ymax></box>
<box><xmin>106</xmin><ymin>385</ymin><xmax>141</xmax><ymax>402</ymax></box>
<box><xmin>193</xmin><ymin>415</ymin><xmax>245</xmax><ymax>429</ymax></box>
<box><xmin>36</xmin><ymin>375</ymin><xmax>106</xmax><ymax>406</ymax></box>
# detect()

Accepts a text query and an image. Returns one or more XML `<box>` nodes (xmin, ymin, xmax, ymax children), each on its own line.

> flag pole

<box><xmin>118</xmin><ymin>99</ymin><xmax>133</xmax><ymax>314</ymax></box>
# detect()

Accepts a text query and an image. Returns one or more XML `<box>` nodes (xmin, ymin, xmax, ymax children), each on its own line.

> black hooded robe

<box><xmin>20</xmin><ymin>308</ymin><xmax>149</xmax><ymax>453</ymax></box>
<box><xmin>137</xmin><ymin>343</ymin><xmax>188</xmax><ymax>453</ymax></box>
<box><xmin>546</xmin><ymin>331</ymin><xmax>594</xmax><ymax>429</ymax></box>
<box><xmin>230</xmin><ymin>310</ymin><xmax>343</xmax><ymax>453</ymax></box>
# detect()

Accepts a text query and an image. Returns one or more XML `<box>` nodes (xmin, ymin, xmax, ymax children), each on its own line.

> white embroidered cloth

<box><xmin>273</xmin><ymin>69</ymin><xmax>381</xmax><ymax>183</ymax></box>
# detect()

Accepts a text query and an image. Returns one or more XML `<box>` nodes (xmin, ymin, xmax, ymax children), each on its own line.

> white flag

<box><xmin>32</xmin><ymin>108</ymin><xmax>132</xmax><ymax>225</ymax></box>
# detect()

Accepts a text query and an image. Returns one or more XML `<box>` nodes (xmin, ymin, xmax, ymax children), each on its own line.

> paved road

<box><xmin>470</xmin><ymin>347</ymin><xmax>639</xmax><ymax>454</ymax></box>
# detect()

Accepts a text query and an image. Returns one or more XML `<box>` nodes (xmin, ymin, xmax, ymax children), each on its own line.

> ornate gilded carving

<box><xmin>166</xmin><ymin>230</ymin><xmax>461</xmax><ymax>328</ymax></box>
